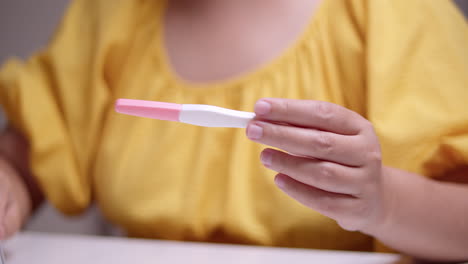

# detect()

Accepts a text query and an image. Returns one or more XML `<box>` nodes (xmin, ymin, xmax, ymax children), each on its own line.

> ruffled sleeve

<box><xmin>0</xmin><ymin>0</ymin><xmax>111</xmax><ymax>215</ymax></box>
<box><xmin>366</xmin><ymin>0</ymin><xmax>468</xmax><ymax>179</ymax></box>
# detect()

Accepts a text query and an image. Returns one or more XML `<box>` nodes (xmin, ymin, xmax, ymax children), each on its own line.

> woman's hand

<box><xmin>0</xmin><ymin>156</ymin><xmax>31</xmax><ymax>240</ymax></box>
<box><xmin>0</xmin><ymin>126</ymin><xmax>35</xmax><ymax>240</ymax></box>
<box><xmin>246</xmin><ymin>98</ymin><xmax>391</xmax><ymax>233</ymax></box>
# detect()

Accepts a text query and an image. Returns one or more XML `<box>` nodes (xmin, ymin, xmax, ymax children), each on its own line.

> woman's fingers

<box><xmin>0</xmin><ymin>160</ymin><xmax>11</xmax><ymax>240</ymax></box>
<box><xmin>274</xmin><ymin>173</ymin><xmax>373</xmax><ymax>232</ymax></box>
<box><xmin>247</xmin><ymin>121</ymin><xmax>368</xmax><ymax>166</ymax></box>
<box><xmin>0</xmin><ymin>156</ymin><xmax>29</xmax><ymax>240</ymax></box>
<box><xmin>0</xmin><ymin>160</ymin><xmax>11</xmax><ymax>220</ymax></box>
<box><xmin>254</xmin><ymin>98</ymin><xmax>367</xmax><ymax>135</ymax></box>
<box><xmin>3</xmin><ymin>201</ymin><xmax>22</xmax><ymax>239</ymax></box>
<box><xmin>274</xmin><ymin>174</ymin><xmax>355</xmax><ymax>217</ymax></box>
<box><xmin>0</xmin><ymin>193</ymin><xmax>7</xmax><ymax>239</ymax></box>
<box><xmin>248</xmin><ymin>98</ymin><xmax>385</xmax><ymax>232</ymax></box>
<box><xmin>261</xmin><ymin>148</ymin><xmax>363</xmax><ymax>195</ymax></box>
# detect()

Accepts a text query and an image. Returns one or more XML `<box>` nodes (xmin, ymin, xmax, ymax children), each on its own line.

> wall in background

<box><xmin>0</xmin><ymin>0</ymin><xmax>72</xmax><ymax>62</ymax></box>
<box><xmin>454</xmin><ymin>0</ymin><xmax>468</xmax><ymax>18</ymax></box>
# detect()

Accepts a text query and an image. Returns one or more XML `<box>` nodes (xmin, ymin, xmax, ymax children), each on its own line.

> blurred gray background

<box><xmin>0</xmin><ymin>0</ymin><xmax>467</xmax><ymax>236</ymax></box>
<box><xmin>0</xmin><ymin>0</ymin><xmax>70</xmax><ymax>63</ymax></box>
<box><xmin>455</xmin><ymin>0</ymin><xmax>468</xmax><ymax>18</ymax></box>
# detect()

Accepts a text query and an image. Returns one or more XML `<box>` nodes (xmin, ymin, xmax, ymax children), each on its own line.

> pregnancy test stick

<box><xmin>115</xmin><ymin>99</ymin><xmax>255</xmax><ymax>128</ymax></box>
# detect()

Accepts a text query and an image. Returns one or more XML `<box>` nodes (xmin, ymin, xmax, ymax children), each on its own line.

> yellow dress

<box><xmin>1</xmin><ymin>0</ymin><xmax>467</xmax><ymax>251</ymax></box>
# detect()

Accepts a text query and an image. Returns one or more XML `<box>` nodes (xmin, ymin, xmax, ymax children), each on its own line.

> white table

<box><xmin>3</xmin><ymin>232</ymin><xmax>407</xmax><ymax>264</ymax></box>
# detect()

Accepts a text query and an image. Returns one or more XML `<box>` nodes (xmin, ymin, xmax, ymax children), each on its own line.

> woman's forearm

<box><xmin>365</xmin><ymin>167</ymin><xmax>468</xmax><ymax>262</ymax></box>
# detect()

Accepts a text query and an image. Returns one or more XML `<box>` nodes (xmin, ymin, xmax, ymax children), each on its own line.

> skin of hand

<box><xmin>246</xmin><ymin>98</ymin><xmax>468</xmax><ymax>262</ymax></box>
<box><xmin>246</xmin><ymin>98</ymin><xmax>390</xmax><ymax>232</ymax></box>
<box><xmin>0</xmin><ymin>157</ymin><xmax>31</xmax><ymax>240</ymax></box>
<box><xmin>0</xmin><ymin>127</ymin><xmax>34</xmax><ymax>240</ymax></box>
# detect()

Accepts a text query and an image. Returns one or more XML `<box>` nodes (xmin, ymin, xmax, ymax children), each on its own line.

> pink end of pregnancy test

<box><xmin>115</xmin><ymin>99</ymin><xmax>255</xmax><ymax>128</ymax></box>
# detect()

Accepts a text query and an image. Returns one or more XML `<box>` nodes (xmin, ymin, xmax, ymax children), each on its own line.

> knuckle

<box><xmin>313</xmin><ymin>132</ymin><xmax>334</xmax><ymax>156</ymax></box>
<box><xmin>314</xmin><ymin>162</ymin><xmax>334</xmax><ymax>186</ymax></box>
<box><xmin>366</xmin><ymin>150</ymin><xmax>382</xmax><ymax>164</ymax></box>
<box><xmin>314</xmin><ymin>101</ymin><xmax>335</xmax><ymax>123</ymax></box>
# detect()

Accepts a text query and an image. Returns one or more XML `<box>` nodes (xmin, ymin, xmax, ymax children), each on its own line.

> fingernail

<box><xmin>261</xmin><ymin>150</ymin><xmax>273</xmax><ymax>167</ymax></box>
<box><xmin>247</xmin><ymin>124</ymin><xmax>263</xmax><ymax>140</ymax></box>
<box><xmin>274</xmin><ymin>174</ymin><xmax>286</xmax><ymax>188</ymax></box>
<box><xmin>255</xmin><ymin>100</ymin><xmax>271</xmax><ymax>116</ymax></box>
